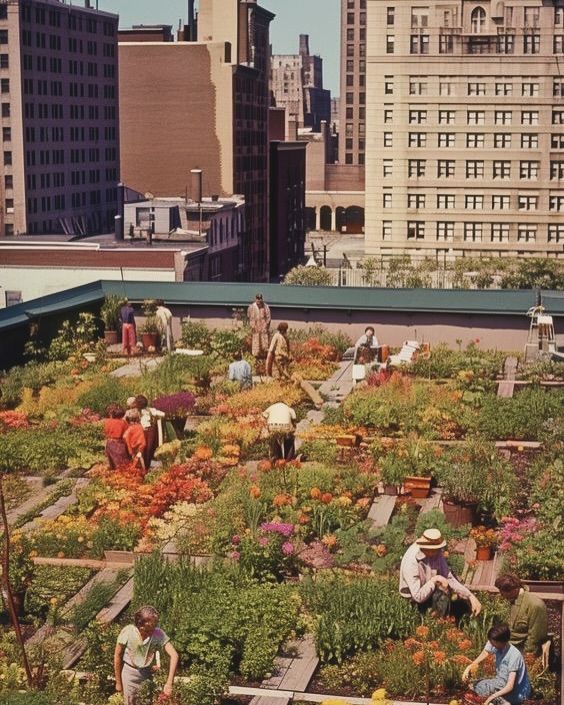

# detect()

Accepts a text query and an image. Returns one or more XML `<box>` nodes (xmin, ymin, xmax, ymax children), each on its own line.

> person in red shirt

<box><xmin>104</xmin><ymin>405</ymin><xmax>129</xmax><ymax>469</ymax></box>
<box><xmin>123</xmin><ymin>409</ymin><xmax>146</xmax><ymax>471</ymax></box>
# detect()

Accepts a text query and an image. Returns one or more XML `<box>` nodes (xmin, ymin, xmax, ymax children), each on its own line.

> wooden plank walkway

<box><xmin>21</xmin><ymin>477</ymin><xmax>90</xmax><ymax>533</ymax></box>
<box><xmin>317</xmin><ymin>361</ymin><xmax>353</xmax><ymax>403</ymax></box>
<box><xmin>417</xmin><ymin>488</ymin><xmax>443</xmax><ymax>515</ymax></box>
<box><xmin>230</xmin><ymin>686</ymin><xmax>448</xmax><ymax>705</ymax></box>
<box><xmin>367</xmin><ymin>495</ymin><xmax>396</xmax><ymax>528</ymax></box>
<box><xmin>497</xmin><ymin>356</ymin><xmax>518</xmax><ymax>398</ymax></box>
<box><xmin>6</xmin><ymin>478</ymin><xmax>66</xmax><ymax>527</ymax></box>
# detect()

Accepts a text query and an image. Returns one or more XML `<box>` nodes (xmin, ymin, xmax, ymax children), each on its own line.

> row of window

<box><xmin>396</xmin><ymin>133</ymin><xmax>563</xmax><ymax>149</ymax></box>
<box><xmin>380</xmin><ymin>221</ymin><xmax>563</xmax><ymax>243</ymax></box>
<box><xmin>19</xmin><ymin>5</ymin><xmax>115</xmax><ymax>36</ymax></box>
<box><xmin>381</xmin><ymin>107</ymin><xmax>564</xmax><ymax>126</ymax></box>
<box><xmin>384</xmin><ymin>5</ymin><xmax>564</xmax><ymax>28</ymax></box>
<box><xmin>397</xmin><ymin>158</ymin><xmax>564</xmax><ymax>179</ymax></box>
<box><xmin>382</xmin><ymin>193</ymin><xmax>564</xmax><ymax>211</ymax></box>
<box><xmin>383</xmin><ymin>77</ymin><xmax>564</xmax><ymax>97</ymax></box>
<box><xmin>383</xmin><ymin>33</ymin><xmax>564</xmax><ymax>56</ymax></box>
<box><xmin>22</xmin><ymin>79</ymin><xmax>115</xmax><ymax>100</ymax></box>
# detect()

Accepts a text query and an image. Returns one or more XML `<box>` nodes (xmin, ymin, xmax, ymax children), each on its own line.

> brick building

<box><xmin>119</xmin><ymin>0</ymin><xmax>273</xmax><ymax>282</ymax></box>
<box><xmin>0</xmin><ymin>0</ymin><xmax>119</xmax><ymax>237</ymax></box>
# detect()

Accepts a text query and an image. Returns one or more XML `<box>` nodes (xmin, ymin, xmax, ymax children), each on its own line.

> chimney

<box><xmin>299</xmin><ymin>34</ymin><xmax>310</xmax><ymax>56</ymax></box>
<box><xmin>190</xmin><ymin>169</ymin><xmax>203</xmax><ymax>203</ymax></box>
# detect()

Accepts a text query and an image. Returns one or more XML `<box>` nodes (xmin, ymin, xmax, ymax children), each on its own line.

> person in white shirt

<box><xmin>354</xmin><ymin>326</ymin><xmax>379</xmax><ymax>363</ymax></box>
<box><xmin>399</xmin><ymin>528</ymin><xmax>482</xmax><ymax>618</ymax></box>
<box><xmin>155</xmin><ymin>300</ymin><xmax>174</xmax><ymax>352</ymax></box>
<box><xmin>262</xmin><ymin>402</ymin><xmax>297</xmax><ymax>461</ymax></box>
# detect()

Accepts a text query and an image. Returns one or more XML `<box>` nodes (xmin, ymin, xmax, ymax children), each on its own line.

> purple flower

<box><xmin>152</xmin><ymin>392</ymin><xmax>196</xmax><ymax>417</ymax></box>
<box><xmin>229</xmin><ymin>551</ymin><xmax>241</xmax><ymax>561</ymax></box>
<box><xmin>258</xmin><ymin>537</ymin><xmax>269</xmax><ymax>547</ymax></box>
<box><xmin>231</xmin><ymin>534</ymin><xmax>241</xmax><ymax>545</ymax></box>
<box><xmin>259</xmin><ymin>522</ymin><xmax>294</xmax><ymax>538</ymax></box>
<box><xmin>282</xmin><ymin>541</ymin><xmax>294</xmax><ymax>556</ymax></box>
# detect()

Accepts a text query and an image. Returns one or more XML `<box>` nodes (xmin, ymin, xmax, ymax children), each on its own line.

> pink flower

<box><xmin>258</xmin><ymin>537</ymin><xmax>269</xmax><ymax>547</ymax></box>
<box><xmin>229</xmin><ymin>551</ymin><xmax>241</xmax><ymax>561</ymax></box>
<box><xmin>282</xmin><ymin>541</ymin><xmax>294</xmax><ymax>556</ymax></box>
<box><xmin>231</xmin><ymin>534</ymin><xmax>241</xmax><ymax>545</ymax></box>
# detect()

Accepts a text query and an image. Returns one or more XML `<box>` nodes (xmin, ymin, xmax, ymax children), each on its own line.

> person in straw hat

<box><xmin>399</xmin><ymin>528</ymin><xmax>482</xmax><ymax>618</ymax></box>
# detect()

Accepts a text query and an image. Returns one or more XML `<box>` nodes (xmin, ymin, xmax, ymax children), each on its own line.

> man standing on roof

<box><xmin>247</xmin><ymin>293</ymin><xmax>271</xmax><ymax>359</ymax></box>
<box><xmin>120</xmin><ymin>298</ymin><xmax>137</xmax><ymax>357</ymax></box>
<box><xmin>156</xmin><ymin>300</ymin><xmax>174</xmax><ymax>352</ymax></box>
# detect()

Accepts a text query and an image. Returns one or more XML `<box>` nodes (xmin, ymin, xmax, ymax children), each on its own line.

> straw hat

<box><xmin>415</xmin><ymin>528</ymin><xmax>447</xmax><ymax>550</ymax></box>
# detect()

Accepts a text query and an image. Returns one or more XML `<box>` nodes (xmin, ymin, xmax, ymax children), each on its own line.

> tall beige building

<box><xmin>365</xmin><ymin>0</ymin><xmax>564</xmax><ymax>259</ymax></box>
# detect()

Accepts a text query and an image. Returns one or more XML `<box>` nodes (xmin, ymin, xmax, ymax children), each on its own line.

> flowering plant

<box><xmin>152</xmin><ymin>392</ymin><xmax>196</xmax><ymax>418</ymax></box>
<box><xmin>0</xmin><ymin>411</ymin><xmax>30</xmax><ymax>431</ymax></box>
<box><xmin>469</xmin><ymin>525</ymin><xmax>498</xmax><ymax>548</ymax></box>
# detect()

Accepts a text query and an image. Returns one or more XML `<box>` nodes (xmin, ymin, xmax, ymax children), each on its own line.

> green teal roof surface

<box><xmin>0</xmin><ymin>280</ymin><xmax>562</xmax><ymax>333</ymax></box>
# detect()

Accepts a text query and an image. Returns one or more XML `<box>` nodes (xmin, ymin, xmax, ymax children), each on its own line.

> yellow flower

<box><xmin>372</xmin><ymin>689</ymin><xmax>388</xmax><ymax>702</ymax></box>
<box><xmin>449</xmin><ymin>700</ymin><xmax>460</xmax><ymax>705</ymax></box>
<box><xmin>50</xmin><ymin>597</ymin><xmax>58</xmax><ymax>606</ymax></box>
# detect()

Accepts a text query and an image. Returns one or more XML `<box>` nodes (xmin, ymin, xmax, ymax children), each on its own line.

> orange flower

<box><xmin>412</xmin><ymin>651</ymin><xmax>425</xmax><ymax>665</ymax></box>
<box><xmin>249</xmin><ymin>485</ymin><xmax>261</xmax><ymax>499</ymax></box>
<box><xmin>372</xmin><ymin>543</ymin><xmax>387</xmax><ymax>557</ymax></box>
<box><xmin>194</xmin><ymin>446</ymin><xmax>213</xmax><ymax>460</ymax></box>
<box><xmin>415</xmin><ymin>625</ymin><xmax>430</xmax><ymax>638</ymax></box>
<box><xmin>429</xmin><ymin>640</ymin><xmax>440</xmax><ymax>650</ymax></box>
<box><xmin>273</xmin><ymin>493</ymin><xmax>291</xmax><ymax>507</ymax></box>
<box><xmin>433</xmin><ymin>650</ymin><xmax>447</xmax><ymax>663</ymax></box>
<box><xmin>321</xmin><ymin>534</ymin><xmax>338</xmax><ymax>549</ymax></box>
<box><xmin>321</xmin><ymin>492</ymin><xmax>333</xmax><ymax>504</ymax></box>
<box><xmin>310</xmin><ymin>487</ymin><xmax>322</xmax><ymax>500</ymax></box>
<box><xmin>452</xmin><ymin>654</ymin><xmax>472</xmax><ymax>666</ymax></box>
<box><xmin>298</xmin><ymin>513</ymin><xmax>310</xmax><ymax>525</ymax></box>
<box><xmin>258</xmin><ymin>460</ymin><xmax>272</xmax><ymax>473</ymax></box>
<box><xmin>404</xmin><ymin>637</ymin><xmax>419</xmax><ymax>650</ymax></box>
<box><xmin>457</xmin><ymin>639</ymin><xmax>473</xmax><ymax>651</ymax></box>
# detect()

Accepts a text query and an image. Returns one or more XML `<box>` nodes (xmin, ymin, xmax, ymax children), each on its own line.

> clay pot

<box><xmin>142</xmin><ymin>333</ymin><xmax>159</xmax><ymax>351</ymax></box>
<box><xmin>476</xmin><ymin>545</ymin><xmax>493</xmax><ymax>561</ymax></box>
<box><xmin>104</xmin><ymin>329</ymin><xmax>119</xmax><ymax>345</ymax></box>
<box><xmin>404</xmin><ymin>476</ymin><xmax>432</xmax><ymax>499</ymax></box>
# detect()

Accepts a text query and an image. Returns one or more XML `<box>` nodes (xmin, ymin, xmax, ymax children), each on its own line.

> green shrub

<box><xmin>181</xmin><ymin>321</ymin><xmax>212</xmax><ymax>352</ymax></box>
<box><xmin>25</xmin><ymin>565</ymin><xmax>93</xmax><ymax>618</ymax></box>
<box><xmin>0</xmin><ymin>361</ymin><xmax>71</xmax><ymax>409</ymax></box>
<box><xmin>77</xmin><ymin>376</ymin><xmax>137</xmax><ymax>415</ymax></box>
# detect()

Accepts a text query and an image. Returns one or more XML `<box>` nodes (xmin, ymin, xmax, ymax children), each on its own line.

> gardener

<box><xmin>155</xmin><ymin>299</ymin><xmax>174</xmax><ymax>352</ymax></box>
<box><xmin>399</xmin><ymin>528</ymin><xmax>482</xmax><ymax>618</ymax></box>
<box><xmin>354</xmin><ymin>326</ymin><xmax>379</xmax><ymax>362</ymax></box>
<box><xmin>228</xmin><ymin>350</ymin><xmax>253</xmax><ymax>389</ymax></box>
<box><xmin>494</xmin><ymin>573</ymin><xmax>548</xmax><ymax>654</ymax></box>
<box><xmin>462</xmin><ymin>623</ymin><xmax>531</xmax><ymax>705</ymax></box>
<box><xmin>247</xmin><ymin>292</ymin><xmax>271</xmax><ymax>359</ymax></box>
<box><xmin>114</xmin><ymin>605</ymin><xmax>179</xmax><ymax>705</ymax></box>
<box><xmin>120</xmin><ymin>298</ymin><xmax>137</xmax><ymax>357</ymax></box>
<box><xmin>135</xmin><ymin>394</ymin><xmax>165</xmax><ymax>468</ymax></box>
<box><xmin>123</xmin><ymin>408</ymin><xmax>146</xmax><ymax>471</ymax></box>
<box><xmin>263</xmin><ymin>401</ymin><xmax>297</xmax><ymax>461</ymax></box>
<box><xmin>103</xmin><ymin>404</ymin><xmax>130</xmax><ymax>469</ymax></box>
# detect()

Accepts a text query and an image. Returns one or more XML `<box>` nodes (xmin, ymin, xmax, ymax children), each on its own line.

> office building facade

<box><xmin>0</xmin><ymin>0</ymin><xmax>119</xmax><ymax>237</ymax></box>
<box><xmin>365</xmin><ymin>0</ymin><xmax>564</xmax><ymax>258</ymax></box>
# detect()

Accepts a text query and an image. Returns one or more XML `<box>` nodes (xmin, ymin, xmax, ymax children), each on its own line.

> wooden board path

<box><xmin>21</xmin><ymin>477</ymin><xmax>90</xmax><ymax>533</ymax></box>
<box><xmin>367</xmin><ymin>494</ymin><xmax>396</xmax><ymax>529</ymax></box>
<box><xmin>6</xmin><ymin>478</ymin><xmax>66</xmax><ymax>527</ymax></box>
<box><xmin>497</xmin><ymin>356</ymin><xmax>518</xmax><ymax>398</ymax></box>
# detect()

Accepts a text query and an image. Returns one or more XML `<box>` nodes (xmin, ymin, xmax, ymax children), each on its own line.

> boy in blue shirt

<box><xmin>462</xmin><ymin>623</ymin><xmax>531</xmax><ymax>705</ymax></box>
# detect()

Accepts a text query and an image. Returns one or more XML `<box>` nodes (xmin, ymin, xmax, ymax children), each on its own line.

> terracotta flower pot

<box><xmin>104</xmin><ymin>329</ymin><xmax>119</xmax><ymax>345</ymax></box>
<box><xmin>443</xmin><ymin>499</ymin><xmax>478</xmax><ymax>527</ymax></box>
<box><xmin>476</xmin><ymin>545</ymin><xmax>493</xmax><ymax>561</ymax></box>
<box><xmin>142</xmin><ymin>333</ymin><xmax>159</xmax><ymax>351</ymax></box>
<box><xmin>404</xmin><ymin>476</ymin><xmax>432</xmax><ymax>499</ymax></box>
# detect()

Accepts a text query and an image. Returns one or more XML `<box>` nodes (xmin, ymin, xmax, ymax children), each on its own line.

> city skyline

<box><xmin>97</xmin><ymin>0</ymin><xmax>340</xmax><ymax>94</ymax></box>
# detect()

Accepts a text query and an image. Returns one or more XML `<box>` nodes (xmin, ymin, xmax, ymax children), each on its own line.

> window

<box><xmin>521</xmin><ymin>134</ymin><xmax>538</xmax><ymax>149</ymax></box>
<box><xmin>409</xmin><ymin>78</ymin><xmax>428</xmax><ymax>95</ymax></box>
<box><xmin>467</xmin><ymin>110</ymin><xmax>485</xmax><ymax>125</ymax></box>
<box><xmin>387</xmin><ymin>7</ymin><xmax>395</xmax><ymax>25</ymax></box>
<box><xmin>497</xmin><ymin>34</ymin><xmax>515</xmax><ymax>53</ymax></box>
<box><xmin>347</xmin><ymin>28</ymin><xmax>354</xmax><ymax>41</ymax></box>
<box><xmin>553</xmin><ymin>111</ymin><xmax>564</xmax><ymax>125</ymax></box>
<box><xmin>384</xmin><ymin>76</ymin><xmax>394</xmax><ymax>94</ymax></box>
<box><xmin>2</xmin><ymin>127</ymin><xmax>10</xmax><ymax>141</ymax></box>
<box><xmin>466</xmin><ymin>133</ymin><xmax>485</xmax><ymax>148</ymax></box>
<box><xmin>491</xmin><ymin>223</ymin><xmax>510</xmax><ymax>242</ymax></box>
<box><xmin>493</xmin><ymin>161</ymin><xmax>511</xmax><ymax>179</ymax></box>
<box><xmin>464</xmin><ymin>222</ymin><xmax>483</xmax><ymax>241</ymax></box>
<box><xmin>524</xmin><ymin>7</ymin><xmax>539</xmax><ymax>27</ymax></box>
<box><xmin>383</xmin><ymin>160</ymin><xmax>393</xmax><ymax>177</ymax></box>
<box><xmin>494</xmin><ymin>134</ymin><xmax>511</xmax><ymax>149</ymax></box>
<box><xmin>520</xmin><ymin>161</ymin><xmax>539</xmax><ymax>179</ymax></box>
<box><xmin>555</xmin><ymin>36</ymin><xmax>564</xmax><ymax>53</ymax></box>
<box><xmin>346</xmin><ymin>92</ymin><xmax>354</xmax><ymax>105</ymax></box>
<box><xmin>495</xmin><ymin>82</ymin><xmax>512</xmax><ymax>96</ymax></box>
<box><xmin>0</xmin><ymin>78</ymin><xmax>9</xmax><ymax>94</ymax></box>
<box><xmin>466</xmin><ymin>160</ymin><xmax>484</xmax><ymax>178</ymax></box>
<box><xmin>407</xmin><ymin>221</ymin><xmax>425</xmax><ymax>239</ymax></box>
<box><xmin>384</xmin><ymin>108</ymin><xmax>393</xmax><ymax>123</ymax></box>
<box><xmin>550</xmin><ymin>161</ymin><xmax>564</xmax><ymax>179</ymax></box>
<box><xmin>438</xmin><ymin>133</ymin><xmax>455</xmax><ymax>148</ymax></box>
<box><xmin>347</xmin><ymin>11</ymin><xmax>355</xmax><ymax>24</ymax></box>
<box><xmin>384</xmin><ymin>132</ymin><xmax>393</xmax><ymax>147</ymax></box>
<box><xmin>409</xmin><ymin>110</ymin><xmax>427</xmax><ymax>124</ymax></box>
<box><xmin>439</xmin><ymin>79</ymin><xmax>454</xmax><ymax>96</ymax></box>
<box><xmin>439</xmin><ymin>35</ymin><xmax>454</xmax><ymax>53</ymax></box>
<box><xmin>345</xmin><ymin>153</ymin><xmax>353</xmax><ymax>164</ymax></box>
<box><xmin>408</xmin><ymin>159</ymin><xmax>426</xmax><ymax>177</ymax></box>
<box><xmin>386</xmin><ymin>35</ymin><xmax>395</xmax><ymax>53</ymax></box>
<box><xmin>521</xmin><ymin>79</ymin><xmax>539</xmax><ymax>96</ymax></box>
<box><xmin>554</xmin><ymin>80</ymin><xmax>564</xmax><ymax>97</ymax></box>
<box><xmin>549</xmin><ymin>195</ymin><xmax>564</xmax><ymax>211</ymax></box>
<box><xmin>346</xmin><ymin>107</ymin><xmax>353</xmax><ymax>119</ymax></box>
<box><xmin>521</xmin><ymin>111</ymin><xmax>538</xmax><ymax>126</ymax></box>
<box><xmin>383</xmin><ymin>192</ymin><xmax>393</xmax><ymax>208</ymax></box>
<box><xmin>465</xmin><ymin>194</ymin><xmax>484</xmax><ymax>209</ymax></box>
<box><xmin>409</xmin><ymin>132</ymin><xmax>427</xmax><ymax>147</ymax></box>
<box><xmin>517</xmin><ymin>224</ymin><xmax>536</xmax><ymax>242</ymax></box>
<box><xmin>518</xmin><ymin>195</ymin><xmax>538</xmax><ymax>210</ymax></box>
<box><xmin>4</xmin><ymin>174</ymin><xmax>12</xmax><ymax>190</ymax></box>
<box><xmin>411</xmin><ymin>7</ymin><xmax>429</xmax><ymax>27</ymax></box>
<box><xmin>408</xmin><ymin>194</ymin><xmax>426</xmax><ymax>208</ymax></box>
<box><xmin>410</xmin><ymin>35</ymin><xmax>429</xmax><ymax>54</ymax></box>
<box><xmin>551</xmin><ymin>134</ymin><xmax>564</xmax><ymax>149</ymax></box>
<box><xmin>3</xmin><ymin>150</ymin><xmax>11</xmax><ymax>165</ymax></box>
<box><xmin>548</xmin><ymin>224</ymin><xmax>564</xmax><ymax>242</ymax></box>
<box><xmin>468</xmin><ymin>82</ymin><xmax>486</xmax><ymax>96</ymax></box>
<box><xmin>382</xmin><ymin>221</ymin><xmax>392</xmax><ymax>240</ymax></box>
<box><xmin>470</xmin><ymin>6</ymin><xmax>486</xmax><ymax>33</ymax></box>
<box><xmin>495</xmin><ymin>111</ymin><xmax>512</xmax><ymax>125</ymax></box>
<box><xmin>438</xmin><ymin>160</ymin><xmax>455</xmax><ymax>177</ymax></box>
<box><xmin>0</xmin><ymin>30</ymin><xmax>8</xmax><ymax>45</ymax></box>
<box><xmin>439</xmin><ymin>110</ymin><xmax>455</xmax><ymax>125</ymax></box>
<box><xmin>524</xmin><ymin>34</ymin><xmax>540</xmax><ymax>54</ymax></box>
<box><xmin>436</xmin><ymin>222</ymin><xmax>454</xmax><ymax>241</ymax></box>
<box><xmin>492</xmin><ymin>195</ymin><xmax>511</xmax><ymax>210</ymax></box>
<box><xmin>437</xmin><ymin>194</ymin><xmax>455</xmax><ymax>209</ymax></box>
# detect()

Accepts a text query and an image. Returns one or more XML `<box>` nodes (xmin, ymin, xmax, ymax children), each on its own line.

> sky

<box><xmin>97</xmin><ymin>0</ymin><xmax>340</xmax><ymax>94</ymax></box>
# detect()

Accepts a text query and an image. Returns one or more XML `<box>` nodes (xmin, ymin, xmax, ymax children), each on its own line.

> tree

<box><xmin>501</xmin><ymin>258</ymin><xmax>564</xmax><ymax>290</ymax></box>
<box><xmin>283</xmin><ymin>265</ymin><xmax>333</xmax><ymax>286</ymax></box>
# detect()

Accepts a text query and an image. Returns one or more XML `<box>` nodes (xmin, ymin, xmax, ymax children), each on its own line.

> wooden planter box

<box><xmin>404</xmin><ymin>476</ymin><xmax>432</xmax><ymax>499</ymax></box>
<box><xmin>383</xmin><ymin>484</ymin><xmax>400</xmax><ymax>496</ymax></box>
<box><xmin>523</xmin><ymin>579</ymin><xmax>564</xmax><ymax>595</ymax></box>
<box><xmin>443</xmin><ymin>499</ymin><xmax>478</xmax><ymax>527</ymax></box>
<box><xmin>336</xmin><ymin>434</ymin><xmax>361</xmax><ymax>448</ymax></box>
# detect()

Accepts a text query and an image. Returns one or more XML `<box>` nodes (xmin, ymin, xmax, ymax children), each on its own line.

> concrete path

<box><xmin>110</xmin><ymin>356</ymin><xmax>165</xmax><ymax>378</ymax></box>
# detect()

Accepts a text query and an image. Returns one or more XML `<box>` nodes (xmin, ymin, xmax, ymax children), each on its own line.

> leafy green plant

<box><xmin>181</xmin><ymin>321</ymin><xmax>212</xmax><ymax>352</ymax></box>
<box><xmin>48</xmin><ymin>313</ymin><xmax>98</xmax><ymax>361</ymax></box>
<box><xmin>283</xmin><ymin>265</ymin><xmax>333</xmax><ymax>286</ymax></box>
<box><xmin>100</xmin><ymin>296</ymin><xmax>123</xmax><ymax>331</ymax></box>
<box><xmin>77</xmin><ymin>377</ymin><xmax>137</xmax><ymax>416</ymax></box>
<box><xmin>24</xmin><ymin>565</ymin><xmax>93</xmax><ymax>618</ymax></box>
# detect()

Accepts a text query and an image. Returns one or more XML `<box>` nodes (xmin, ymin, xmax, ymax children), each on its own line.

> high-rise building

<box><xmin>271</xmin><ymin>34</ymin><xmax>331</xmax><ymax>133</ymax></box>
<box><xmin>0</xmin><ymin>0</ymin><xmax>119</xmax><ymax>237</ymax></box>
<box><xmin>338</xmin><ymin>0</ymin><xmax>367</xmax><ymax>166</ymax></box>
<box><xmin>119</xmin><ymin>0</ymin><xmax>273</xmax><ymax>281</ymax></box>
<box><xmin>365</xmin><ymin>0</ymin><xmax>564</xmax><ymax>259</ymax></box>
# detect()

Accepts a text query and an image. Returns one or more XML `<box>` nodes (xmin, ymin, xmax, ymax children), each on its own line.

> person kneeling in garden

<box><xmin>114</xmin><ymin>605</ymin><xmax>179</xmax><ymax>705</ymax></box>
<box><xmin>263</xmin><ymin>400</ymin><xmax>297</xmax><ymax>461</ymax></box>
<box><xmin>399</xmin><ymin>528</ymin><xmax>482</xmax><ymax>618</ymax></box>
<box><xmin>494</xmin><ymin>573</ymin><xmax>548</xmax><ymax>655</ymax></box>
<box><xmin>462</xmin><ymin>623</ymin><xmax>531</xmax><ymax>705</ymax></box>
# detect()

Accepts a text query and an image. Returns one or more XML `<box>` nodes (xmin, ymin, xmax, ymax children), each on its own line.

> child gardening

<box><xmin>114</xmin><ymin>605</ymin><xmax>179</xmax><ymax>704</ymax></box>
<box><xmin>462</xmin><ymin>623</ymin><xmax>531</xmax><ymax>705</ymax></box>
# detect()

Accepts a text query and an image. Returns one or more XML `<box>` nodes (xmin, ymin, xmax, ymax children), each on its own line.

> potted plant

<box><xmin>100</xmin><ymin>295</ymin><xmax>123</xmax><ymax>345</ymax></box>
<box><xmin>141</xmin><ymin>299</ymin><xmax>160</xmax><ymax>351</ymax></box>
<box><xmin>470</xmin><ymin>525</ymin><xmax>498</xmax><ymax>560</ymax></box>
